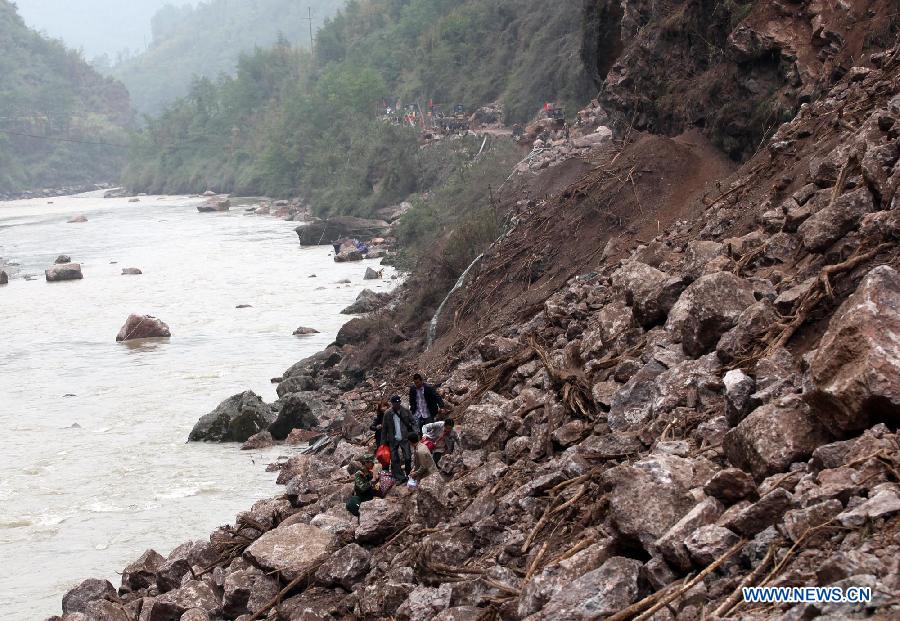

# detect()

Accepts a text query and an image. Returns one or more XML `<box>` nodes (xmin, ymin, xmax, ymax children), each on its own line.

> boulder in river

<box><xmin>241</xmin><ymin>430</ymin><xmax>274</xmax><ymax>450</ymax></box>
<box><xmin>45</xmin><ymin>263</ymin><xmax>83</xmax><ymax>282</ymax></box>
<box><xmin>335</xmin><ymin>250</ymin><xmax>364</xmax><ymax>263</ymax></box>
<box><xmin>62</xmin><ymin>578</ymin><xmax>117</xmax><ymax>615</ymax></box>
<box><xmin>67</xmin><ymin>215</ymin><xmax>88</xmax><ymax>223</ymax></box>
<box><xmin>188</xmin><ymin>391</ymin><xmax>275</xmax><ymax>443</ymax></box>
<box><xmin>55</xmin><ymin>255</ymin><xmax>72</xmax><ymax>264</ymax></box>
<box><xmin>0</xmin><ymin>270</ymin><xmax>7</xmax><ymax>285</ymax></box>
<box><xmin>121</xmin><ymin>268</ymin><xmax>142</xmax><ymax>275</ymax></box>
<box><xmin>364</xmin><ymin>267</ymin><xmax>383</xmax><ymax>280</ymax></box>
<box><xmin>116</xmin><ymin>314</ymin><xmax>171</xmax><ymax>341</ymax></box>
<box><xmin>268</xmin><ymin>393</ymin><xmax>320</xmax><ymax>440</ymax></box>
<box><xmin>341</xmin><ymin>289</ymin><xmax>392</xmax><ymax>315</ymax></box>
<box><xmin>295</xmin><ymin>216</ymin><xmax>390</xmax><ymax>246</ymax></box>
<box><xmin>293</xmin><ymin>326</ymin><xmax>320</xmax><ymax>336</ymax></box>
<box><xmin>197</xmin><ymin>199</ymin><xmax>230</xmax><ymax>213</ymax></box>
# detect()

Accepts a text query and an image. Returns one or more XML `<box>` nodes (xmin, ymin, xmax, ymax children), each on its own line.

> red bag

<box><xmin>375</xmin><ymin>444</ymin><xmax>392</xmax><ymax>467</ymax></box>
<box><xmin>422</xmin><ymin>438</ymin><xmax>435</xmax><ymax>453</ymax></box>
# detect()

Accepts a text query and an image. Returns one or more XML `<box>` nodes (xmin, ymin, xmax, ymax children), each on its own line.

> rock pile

<box><xmin>50</xmin><ymin>39</ymin><xmax>900</xmax><ymax>621</ymax></box>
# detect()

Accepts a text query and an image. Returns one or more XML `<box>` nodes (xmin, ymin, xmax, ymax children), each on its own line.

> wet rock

<box><xmin>241</xmin><ymin>431</ymin><xmax>274</xmax><ymax>450</ymax></box>
<box><xmin>148</xmin><ymin>580</ymin><xmax>220</xmax><ymax>620</ymax></box>
<box><xmin>363</xmin><ymin>267</ymin><xmax>383</xmax><ymax>280</ymax></box>
<box><xmin>0</xmin><ymin>270</ymin><xmax>6</xmax><ymax>285</ymax></box>
<box><xmin>68</xmin><ymin>215</ymin><xmax>88</xmax><ymax>223</ymax></box>
<box><xmin>356</xmin><ymin>499</ymin><xmax>407</xmax><ymax>544</ymax></box>
<box><xmin>666</xmin><ymin>272</ymin><xmax>757</xmax><ymax>358</ymax></box>
<box><xmin>55</xmin><ymin>254</ymin><xmax>72</xmax><ymax>264</ymax></box>
<box><xmin>525</xmin><ymin>556</ymin><xmax>641</xmax><ymax>621</ymax></box>
<box><xmin>293</xmin><ymin>327</ymin><xmax>320</xmax><ymax>336</ymax></box>
<box><xmin>116</xmin><ymin>314</ymin><xmax>171</xmax><ymax>341</ymax></box>
<box><xmin>244</xmin><ymin>523</ymin><xmax>335</xmax><ymax>581</ymax></box>
<box><xmin>606</xmin><ymin>455</ymin><xmax>696</xmax><ymax>548</ymax></box>
<box><xmin>63</xmin><ymin>578</ymin><xmax>117</xmax><ymax>614</ymax></box>
<box><xmin>223</xmin><ymin>568</ymin><xmax>278</xmax><ymax>617</ymax></box>
<box><xmin>340</xmin><ymin>289</ymin><xmax>392</xmax><ymax>315</ymax></box>
<box><xmin>704</xmin><ymin>468</ymin><xmax>757</xmax><ymax>505</ymax></box>
<box><xmin>805</xmin><ymin>265</ymin><xmax>900</xmax><ymax>435</ymax></box>
<box><xmin>684</xmin><ymin>525</ymin><xmax>740</xmax><ymax>566</ymax></box>
<box><xmin>268</xmin><ymin>393</ymin><xmax>318</xmax><ymax>440</ymax></box>
<box><xmin>724</xmin><ymin>395</ymin><xmax>832</xmax><ymax>480</ymax></box>
<box><xmin>188</xmin><ymin>391</ymin><xmax>274</xmax><ymax>443</ymax></box>
<box><xmin>721</xmin><ymin>488</ymin><xmax>793</xmax><ymax>537</ymax></box>
<box><xmin>122</xmin><ymin>268</ymin><xmax>143</xmax><ymax>275</ymax></box>
<box><xmin>45</xmin><ymin>263</ymin><xmax>83</xmax><ymax>282</ymax></box>
<box><xmin>798</xmin><ymin>187</ymin><xmax>874</xmax><ymax>252</ymax></box>
<box><xmin>121</xmin><ymin>549</ymin><xmax>165</xmax><ymax>592</ymax></box>
<box><xmin>612</xmin><ymin>261</ymin><xmax>686</xmax><ymax>328</ymax></box>
<box><xmin>315</xmin><ymin>544</ymin><xmax>371</xmax><ymax>590</ymax></box>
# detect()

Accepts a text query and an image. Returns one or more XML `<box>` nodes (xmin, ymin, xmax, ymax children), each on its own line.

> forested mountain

<box><xmin>110</xmin><ymin>0</ymin><xmax>346</xmax><ymax>115</ymax></box>
<box><xmin>123</xmin><ymin>0</ymin><xmax>599</xmax><ymax>210</ymax></box>
<box><xmin>0</xmin><ymin>0</ymin><xmax>132</xmax><ymax>195</ymax></box>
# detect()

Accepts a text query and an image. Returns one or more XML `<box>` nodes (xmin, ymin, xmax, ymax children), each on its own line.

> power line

<box><xmin>0</xmin><ymin>128</ymin><xmax>130</xmax><ymax>149</ymax></box>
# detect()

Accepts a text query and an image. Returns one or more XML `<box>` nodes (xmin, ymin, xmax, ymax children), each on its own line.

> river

<box><xmin>0</xmin><ymin>192</ymin><xmax>395</xmax><ymax>619</ymax></box>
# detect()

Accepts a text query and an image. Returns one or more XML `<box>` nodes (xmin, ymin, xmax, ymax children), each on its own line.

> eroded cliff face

<box><xmin>592</xmin><ymin>0</ymin><xmax>898</xmax><ymax>160</ymax></box>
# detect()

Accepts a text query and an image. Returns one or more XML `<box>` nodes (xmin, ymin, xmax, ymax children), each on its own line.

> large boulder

<box><xmin>121</xmin><ymin>549</ymin><xmax>165</xmax><ymax>592</ymax></box>
<box><xmin>145</xmin><ymin>580</ymin><xmax>221</xmax><ymax>620</ymax></box>
<box><xmin>295</xmin><ymin>216</ymin><xmax>390</xmax><ymax>245</ymax></box>
<box><xmin>268</xmin><ymin>393</ymin><xmax>319</xmax><ymax>440</ymax></box>
<box><xmin>188</xmin><ymin>391</ymin><xmax>275</xmax><ymax>443</ymax></box>
<box><xmin>459</xmin><ymin>404</ymin><xmax>508</xmax><ymax>451</ymax></box>
<box><xmin>525</xmin><ymin>557</ymin><xmax>642</xmax><ymax>621</ymax></box>
<box><xmin>62</xmin><ymin>578</ymin><xmax>117</xmax><ymax>614</ymax></box>
<box><xmin>612</xmin><ymin>261</ymin><xmax>686</xmax><ymax>328</ymax></box>
<box><xmin>222</xmin><ymin>568</ymin><xmax>279</xmax><ymax>618</ymax></box>
<box><xmin>605</xmin><ymin>455</ymin><xmax>696</xmax><ymax>548</ymax></box>
<box><xmin>804</xmin><ymin>265</ymin><xmax>900</xmax><ymax>435</ymax></box>
<box><xmin>0</xmin><ymin>270</ymin><xmax>8</xmax><ymax>285</ymax></box>
<box><xmin>116</xmin><ymin>314</ymin><xmax>171</xmax><ymax>341</ymax></box>
<box><xmin>45</xmin><ymin>263</ymin><xmax>83</xmax><ymax>282</ymax></box>
<box><xmin>314</xmin><ymin>543</ymin><xmax>372</xmax><ymax>590</ymax></box>
<box><xmin>797</xmin><ymin>187</ymin><xmax>875</xmax><ymax>252</ymax></box>
<box><xmin>666</xmin><ymin>272</ymin><xmax>757</xmax><ymax>358</ymax></box>
<box><xmin>244</xmin><ymin>523</ymin><xmax>335</xmax><ymax>581</ymax></box>
<box><xmin>341</xmin><ymin>289</ymin><xmax>392</xmax><ymax>315</ymax></box>
<box><xmin>724</xmin><ymin>395</ymin><xmax>832</xmax><ymax>480</ymax></box>
<box><xmin>355</xmin><ymin>498</ymin><xmax>407</xmax><ymax>544</ymax></box>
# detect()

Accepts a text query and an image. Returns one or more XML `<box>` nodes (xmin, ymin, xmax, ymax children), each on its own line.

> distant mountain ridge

<box><xmin>0</xmin><ymin>0</ymin><xmax>132</xmax><ymax>195</ymax></box>
<box><xmin>110</xmin><ymin>0</ymin><xmax>346</xmax><ymax>116</ymax></box>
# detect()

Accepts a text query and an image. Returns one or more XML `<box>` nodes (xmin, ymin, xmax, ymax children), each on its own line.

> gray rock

<box><xmin>612</xmin><ymin>261</ymin><xmax>686</xmax><ymax>327</ymax></box>
<box><xmin>804</xmin><ymin>265</ymin><xmax>900</xmax><ymax>435</ymax></box>
<box><xmin>721</xmin><ymin>488</ymin><xmax>793</xmax><ymax>537</ymax></box>
<box><xmin>62</xmin><ymin>578</ymin><xmax>117</xmax><ymax>614</ymax></box>
<box><xmin>704</xmin><ymin>468</ymin><xmax>757</xmax><ymax>504</ymax></box>
<box><xmin>724</xmin><ymin>395</ymin><xmax>832</xmax><ymax>480</ymax></box>
<box><xmin>525</xmin><ymin>557</ymin><xmax>641</xmax><ymax>620</ymax></box>
<box><xmin>723</xmin><ymin>369</ymin><xmax>755</xmax><ymax>424</ymax></box>
<box><xmin>666</xmin><ymin>272</ymin><xmax>757</xmax><ymax>358</ymax></box>
<box><xmin>340</xmin><ymin>289</ymin><xmax>392</xmax><ymax>315</ymax></box>
<box><xmin>121</xmin><ymin>549</ymin><xmax>165</xmax><ymax>592</ymax></box>
<box><xmin>147</xmin><ymin>580</ymin><xmax>220</xmax><ymax>620</ymax></box>
<box><xmin>268</xmin><ymin>393</ymin><xmax>319</xmax><ymax>440</ymax></box>
<box><xmin>45</xmin><ymin>263</ymin><xmax>83</xmax><ymax>282</ymax></box>
<box><xmin>188</xmin><ymin>391</ymin><xmax>274</xmax><ymax>443</ymax></box>
<box><xmin>684</xmin><ymin>525</ymin><xmax>740</xmax><ymax>566</ymax></box>
<box><xmin>782</xmin><ymin>499</ymin><xmax>843</xmax><ymax>542</ymax></box>
<box><xmin>355</xmin><ymin>499</ymin><xmax>407</xmax><ymax>544</ymax></box>
<box><xmin>116</xmin><ymin>314</ymin><xmax>171</xmax><ymax>341</ymax></box>
<box><xmin>836</xmin><ymin>489</ymin><xmax>900</xmax><ymax>528</ymax></box>
<box><xmin>798</xmin><ymin>187</ymin><xmax>874</xmax><ymax>252</ymax></box>
<box><xmin>222</xmin><ymin>568</ymin><xmax>278</xmax><ymax>617</ymax></box>
<box><xmin>314</xmin><ymin>543</ymin><xmax>371</xmax><ymax>590</ymax></box>
<box><xmin>653</xmin><ymin>497</ymin><xmax>724</xmax><ymax>571</ymax></box>
<box><xmin>55</xmin><ymin>255</ymin><xmax>72</xmax><ymax>264</ymax></box>
<box><xmin>240</xmin><ymin>431</ymin><xmax>274</xmax><ymax>450</ymax></box>
<box><xmin>121</xmin><ymin>268</ymin><xmax>143</xmax><ymax>275</ymax></box>
<box><xmin>244</xmin><ymin>523</ymin><xmax>335</xmax><ymax>581</ymax></box>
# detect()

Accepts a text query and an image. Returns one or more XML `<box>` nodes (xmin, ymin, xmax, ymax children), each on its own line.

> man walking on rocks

<box><xmin>383</xmin><ymin>396</ymin><xmax>414</xmax><ymax>482</ymax></box>
<box><xmin>409</xmin><ymin>373</ymin><xmax>445</xmax><ymax>433</ymax></box>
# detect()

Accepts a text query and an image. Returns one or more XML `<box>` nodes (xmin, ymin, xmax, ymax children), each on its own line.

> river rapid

<box><xmin>0</xmin><ymin>192</ymin><xmax>395</xmax><ymax>619</ymax></box>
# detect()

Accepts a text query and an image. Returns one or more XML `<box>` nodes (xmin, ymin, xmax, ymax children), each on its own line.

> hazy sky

<box><xmin>14</xmin><ymin>0</ymin><xmax>197</xmax><ymax>59</ymax></box>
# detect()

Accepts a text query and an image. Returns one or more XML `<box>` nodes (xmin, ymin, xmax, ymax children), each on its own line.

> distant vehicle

<box><xmin>446</xmin><ymin>104</ymin><xmax>470</xmax><ymax>133</ymax></box>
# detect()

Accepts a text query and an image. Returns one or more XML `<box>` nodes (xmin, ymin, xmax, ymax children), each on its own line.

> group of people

<box><xmin>345</xmin><ymin>373</ymin><xmax>460</xmax><ymax>517</ymax></box>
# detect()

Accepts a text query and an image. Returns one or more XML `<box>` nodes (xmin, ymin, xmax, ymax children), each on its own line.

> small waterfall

<box><xmin>426</xmin><ymin>252</ymin><xmax>485</xmax><ymax>349</ymax></box>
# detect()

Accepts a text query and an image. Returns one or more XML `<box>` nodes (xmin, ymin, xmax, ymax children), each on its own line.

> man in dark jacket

<box><xmin>382</xmin><ymin>396</ymin><xmax>414</xmax><ymax>482</ymax></box>
<box><xmin>409</xmin><ymin>373</ymin><xmax>445</xmax><ymax>432</ymax></box>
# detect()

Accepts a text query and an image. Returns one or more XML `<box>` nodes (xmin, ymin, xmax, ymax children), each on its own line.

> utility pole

<box><xmin>301</xmin><ymin>7</ymin><xmax>314</xmax><ymax>56</ymax></box>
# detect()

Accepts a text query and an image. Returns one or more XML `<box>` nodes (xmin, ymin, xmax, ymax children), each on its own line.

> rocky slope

<box><xmin>47</xmin><ymin>7</ymin><xmax>900</xmax><ymax>621</ymax></box>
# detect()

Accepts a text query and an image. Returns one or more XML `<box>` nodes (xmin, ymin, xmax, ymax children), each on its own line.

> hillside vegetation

<box><xmin>122</xmin><ymin>0</ymin><xmax>599</xmax><ymax>210</ymax></box>
<box><xmin>110</xmin><ymin>0</ymin><xmax>346</xmax><ymax>116</ymax></box>
<box><xmin>0</xmin><ymin>1</ymin><xmax>132</xmax><ymax>196</ymax></box>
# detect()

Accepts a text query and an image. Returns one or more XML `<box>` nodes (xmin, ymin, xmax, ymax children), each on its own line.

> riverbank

<box><xmin>47</xmin><ymin>51</ymin><xmax>900</xmax><ymax>621</ymax></box>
